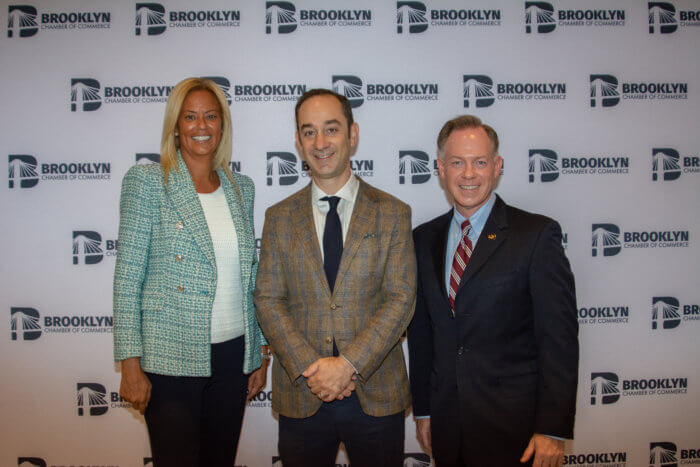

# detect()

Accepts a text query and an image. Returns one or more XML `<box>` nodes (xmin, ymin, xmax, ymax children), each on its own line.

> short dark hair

<box><xmin>295</xmin><ymin>88</ymin><xmax>354</xmax><ymax>130</ymax></box>
<box><xmin>437</xmin><ymin>115</ymin><xmax>499</xmax><ymax>157</ymax></box>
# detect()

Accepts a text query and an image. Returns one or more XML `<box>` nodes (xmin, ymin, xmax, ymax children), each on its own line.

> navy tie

<box><xmin>321</xmin><ymin>196</ymin><xmax>343</xmax><ymax>293</ymax></box>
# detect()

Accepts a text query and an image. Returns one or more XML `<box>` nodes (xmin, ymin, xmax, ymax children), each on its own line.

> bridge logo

<box><xmin>652</xmin><ymin>297</ymin><xmax>681</xmax><ymax>330</ymax></box>
<box><xmin>648</xmin><ymin>3</ymin><xmax>677</xmax><ymax>34</ymax></box>
<box><xmin>76</xmin><ymin>383</ymin><xmax>108</xmax><ymax>416</ymax></box>
<box><xmin>652</xmin><ymin>148</ymin><xmax>681</xmax><ymax>181</ymax></box>
<box><xmin>528</xmin><ymin>150</ymin><xmax>559</xmax><ymax>182</ymax></box>
<box><xmin>332</xmin><ymin>75</ymin><xmax>363</xmax><ymax>108</ymax></box>
<box><xmin>10</xmin><ymin>307</ymin><xmax>42</xmax><ymax>341</ymax></box>
<box><xmin>462</xmin><ymin>75</ymin><xmax>494</xmax><ymax>108</ymax></box>
<box><xmin>70</xmin><ymin>78</ymin><xmax>101</xmax><ymax>112</ymax></box>
<box><xmin>525</xmin><ymin>2</ymin><xmax>556</xmax><ymax>34</ymax></box>
<box><xmin>8</xmin><ymin>155</ymin><xmax>39</xmax><ymax>188</ymax></box>
<box><xmin>266</xmin><ymin>2</ymin><xmax>297</xmax><ymax>34</ymax></box>
<box><xmin>590</xmin><ymin>372</ymin><xmax>620</xmax><ymax>405</ymax></box>
<box><xmin>72</xmin><ymin>231</ymin><xmax>103</xmax><ymax>265</ymax></box>
<box><xmin>591</xmin><ymin>224</ymin><xmax>621</xmax><ymax>257</ymax></box>
<box><xmin>135</xmin><ymin>3</ymin><xmax>166</xmax><ymax>36</ymax></box>
<box><xmin>649</xmin><ymin>442</ymin><xmax>677</xmax><ymax>467</ymax></box>
<box><xmin>589</xmin><ymin>75</ymin><xmax>619</xmax><ymax>108</ymax></box>
<box><xmin>266</xmin><ymin>152</ymin><xmax>299</xmax><ymax>186</ymax></box>
<box><xmin>396</xmin><ymin>2</ymin><xmax>428</xmax><ymax>34</ymax></box>
<box><xmin>399</xmin><ymin>151</ymin><xmax>431</xmax><ymax>184</ymax></box>
<box><xmin>7</xmin><ymin>5</ymin><xmax>38</xmax><ymax>37</ymax></box>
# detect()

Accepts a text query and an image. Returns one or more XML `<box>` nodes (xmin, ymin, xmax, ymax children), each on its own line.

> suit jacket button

<box><xmin>330</xmin><ymin>304</ymin><xmax>337</xmax><ymax>310</ymax></box>
<box><xmin>175</xmin><ymin>254</ymin><xmax>183</xmax><ymax>262</ymax></box>
<box><xmin>457</xmin><ymin>346</ymin><xmax>464</xmax><ymax>356</ymax></box>
<box><xmin>325</xmin><ymin>337</ymin><xmax>332</xmax><ymax>344</ymax></box>
<box><xmin>176</xmin><ymin>221</ymin><xmax>183</xmax><ymax>229</ymax></box>
<box><xmin>177</xmin><ymin>285</ymin><xmax>184</xmax><ymax>292</ymax></box>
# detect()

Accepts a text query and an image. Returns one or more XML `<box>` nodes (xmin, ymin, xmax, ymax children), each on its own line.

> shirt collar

<box><xmin>312</xmin><ymin>174</ymin><xmax>359</xmax><ymax>207</ymax></box>
<box><xmin>452</xmin><ymin>192</ymin><xmax>496</xmax><ymax>233</ymax></box>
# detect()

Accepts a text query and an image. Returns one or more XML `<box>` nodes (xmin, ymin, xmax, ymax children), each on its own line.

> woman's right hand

<box><xmin>119</xmin><ymin>357</ymin><xmax>152</xmax><ymax>415</ymax></box>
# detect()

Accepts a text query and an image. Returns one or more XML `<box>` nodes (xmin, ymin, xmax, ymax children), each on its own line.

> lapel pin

<box><xmin>488</xmin><ymin>234</ymin><xmax>496</xmax><ymax>240</ymax></box>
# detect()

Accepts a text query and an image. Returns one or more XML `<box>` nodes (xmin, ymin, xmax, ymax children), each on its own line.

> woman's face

<box><xmin>176</xmin><ymin>89</ymin><xmax>222</xmax><ymax>161</ymax></box>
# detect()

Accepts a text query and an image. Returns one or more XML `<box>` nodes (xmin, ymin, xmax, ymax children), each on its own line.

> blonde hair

<box><xmin>160</xmin><ymin>77</ymin><xmax>234</xmax><ymax>184</ymax></box>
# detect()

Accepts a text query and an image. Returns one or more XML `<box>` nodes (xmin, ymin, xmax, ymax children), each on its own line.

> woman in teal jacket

<box><xmin>113</xmin><ymin>77</ymin><xmax>268</xmax><ymax>466</ymax></box>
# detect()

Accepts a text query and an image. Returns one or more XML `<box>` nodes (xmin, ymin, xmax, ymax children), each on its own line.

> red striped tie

<box><xmin>448</xmin><ymin>220</ymin><xmax>473</xmax><ymax>312</ymax></box>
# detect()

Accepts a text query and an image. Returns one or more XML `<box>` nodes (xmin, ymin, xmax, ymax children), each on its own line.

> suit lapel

<box><xmin>291</xmin><ymin>185</ymin><xmax>330</xmax><ymax>295</ymax></box>
<box><xmin>430</xmin><ymin>211</ymin><xmax>452</xmax><ymax>302</ymax></box>
<box><xmin>457</xmin><ymin>196</ymin><xmax>508</xmax><ymax>292</ymax></box>
<box><xmin>333</xmin><ymin>180</ymin><xmax>376</xmax><ymax>294</ymax></box>
<box><xmin>165</xmin><ymin>154</ymin><xmax>216</xmax><ymax>268</ymax></box>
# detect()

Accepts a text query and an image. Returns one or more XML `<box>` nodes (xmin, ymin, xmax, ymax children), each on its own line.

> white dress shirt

<box><xmin>310</xmin><ymin>174</ymin><xmax>360</xmax><ymax>260</ymax></box>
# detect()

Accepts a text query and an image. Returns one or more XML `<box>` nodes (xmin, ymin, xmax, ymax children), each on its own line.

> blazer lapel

<box><xmin>291</xmin><ymin>185</ymin><xmax>330</xmax><ymax>295</ymax></box>
<box><xmin>219</xmin><ymin>171</ymin><xmax>253</xmax><ymax>288</ymax></box>
<box><xmin>430</xmin><ymin>211</ymin><xmax>452</xmax><ymax>302</ymax></box>
<box><xmin>165</xmin><ymin>154</ymin><xmax>216</xmax><ymax>268</ymax></box>
<box><xmin>457</xmin><ymin>196</ymin><xmax>508</xmax><ymax>292</ymax></box>
<box><xmin>333</xmin><ymin>180</ymin><xmax>376</xmax><ymax>293</ymax></box>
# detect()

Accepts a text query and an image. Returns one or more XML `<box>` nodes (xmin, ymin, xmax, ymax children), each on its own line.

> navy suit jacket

<box><xmin>407</xmin><ymin>196</ymin><xmax>578</xmax><ymax>464</ymax></box>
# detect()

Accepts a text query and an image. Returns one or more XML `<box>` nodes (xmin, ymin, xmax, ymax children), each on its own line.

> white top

<box><xmin>310</xmin><ymin>174</ymin><xmax>360</xmax><ymax>261</ymax></box>
<box><xmin>197</xmin><ymin>186</ymin><xmax>244</xmax><ymax>343</ymax></box>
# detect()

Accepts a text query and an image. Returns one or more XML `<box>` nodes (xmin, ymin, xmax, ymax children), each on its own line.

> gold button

<box><xmin>177</xmin><ymin>285</ymin><xmax>184</xmax><ymax>292</ymax></box>
<box><xmin>325</xmin><ymin>337</ymin><xmax>332</xmax><ymax>344</ymax></box>
<box><xmin>330</xmin><ymin>304</ymin><xmax>337</xmax><ymax>310</ymax></box>
<box><xmin>176</xmin><ymin>222</ymin><xmax>183</xmax><ymax>229</ymax></box>
<box><xmin>175</xmin><ymin>254</ymin><xmax>182</xmax><ymax>262</ymax></box>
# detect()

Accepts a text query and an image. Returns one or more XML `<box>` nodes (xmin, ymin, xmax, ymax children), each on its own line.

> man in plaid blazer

<box><xmin>254</xmin><ymin>89</ymin><xmax>416</xmax><ymax>467</ymax></box>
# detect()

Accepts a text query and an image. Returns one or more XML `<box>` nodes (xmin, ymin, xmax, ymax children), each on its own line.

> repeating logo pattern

<box><xmin>525</xmin><ymin>2</ymin><xmax>625</xmax><ymax>34</ymax></box>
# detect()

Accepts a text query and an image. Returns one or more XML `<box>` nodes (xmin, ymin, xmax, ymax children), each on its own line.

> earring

<box><xmin>174</xmin><ymin>131</ymin><xmax>179</xmax><ymax>136</ymax></box>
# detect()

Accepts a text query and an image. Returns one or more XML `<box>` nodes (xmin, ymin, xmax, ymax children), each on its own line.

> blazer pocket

<box><xmin>140</xmin><ymin>291</ymin><xmax>165</xmax><ymax>312</ymax></box>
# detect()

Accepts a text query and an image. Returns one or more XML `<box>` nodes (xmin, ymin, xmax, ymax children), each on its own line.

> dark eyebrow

<box><xmin>324</xmin><ymin>119</ymin><xmax>341</xmax><ymax>126</ymax></box>
<box><xmin>299</xmin><ymin>123</ymin><xmax>314</xmax><ymax>131</ymax></box>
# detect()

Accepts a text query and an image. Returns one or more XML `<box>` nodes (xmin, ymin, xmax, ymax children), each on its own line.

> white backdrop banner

<box><xmin>1</xmin><ymin>1</ymin><xmax>699</xmax><ymax>466</ymax></box>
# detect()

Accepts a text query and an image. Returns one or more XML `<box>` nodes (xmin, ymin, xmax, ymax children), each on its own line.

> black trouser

<box><xmin>279</xmin><ymin>391</ymin><xmax>405</xmax><ymax>467</ymax></box>
<box><xmin>144</xmin><ymin>336</ymin><xmax>247</xmax><ymax>467</ymax></box>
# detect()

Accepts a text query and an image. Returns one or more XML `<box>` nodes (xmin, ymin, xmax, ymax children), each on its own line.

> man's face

<box><xmin>296</xmin><ymin>95</ymin><xmax>358</xmax><ymax>189</ymax></box>
<box><xmin>437</xmin><ymin>126</ymin><xmax>503</xmax><ymax>219</ymax></box>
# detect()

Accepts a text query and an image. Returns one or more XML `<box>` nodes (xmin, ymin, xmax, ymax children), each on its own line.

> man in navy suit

<box><xmin>407</xmin><ymin>115</ymin><xmax>578</xmax><ymax>467</ymax></box>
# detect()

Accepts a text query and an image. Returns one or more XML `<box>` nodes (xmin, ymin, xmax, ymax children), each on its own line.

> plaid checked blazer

<box><xmin>113</xmin><ymin>154</ymin><xmax>266</xmax><ymax>376</ymax></box>
<box><xmin>254</xmin><ymin>179</ymin><xmax>416</xmax><ymax>418</ymax></box>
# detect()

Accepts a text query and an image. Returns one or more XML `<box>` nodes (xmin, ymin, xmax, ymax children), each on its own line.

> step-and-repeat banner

<box><xmin>2</xmin><ymin>1</ymin><xmax>699</xmax><ymax>466</ymax></box>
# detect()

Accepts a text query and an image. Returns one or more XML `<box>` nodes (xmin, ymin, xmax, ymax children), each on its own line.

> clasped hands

<box><xmin>302</xmin><ymin>356</ymin><xmax>357</xmax><ymax>403</ymax></box>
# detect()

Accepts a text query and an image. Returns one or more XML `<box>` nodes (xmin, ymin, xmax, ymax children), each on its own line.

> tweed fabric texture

<box><xmin>254</xmin><ymin>180</ymin><xmax>417</xmax><ymax>418</ymax></box>
<box><xmin>113</xmin><ymin>154</ymin><xmax>266</xmax><ymax>376</ymax></box>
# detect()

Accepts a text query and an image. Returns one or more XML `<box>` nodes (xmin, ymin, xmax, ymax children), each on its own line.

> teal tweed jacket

<box><xmin>113</xmin><ymin>155</ymin><xmax>265</xmax><ymax>376</ymax></box>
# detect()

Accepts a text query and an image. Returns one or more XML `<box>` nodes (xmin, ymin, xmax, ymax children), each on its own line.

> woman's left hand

<box><xmin>246</xmin><ymin>361</ymin><xmax>268</xmax><ymax>401</ymax></box>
